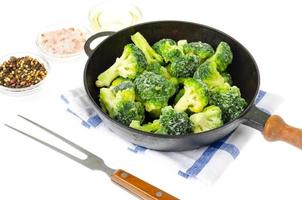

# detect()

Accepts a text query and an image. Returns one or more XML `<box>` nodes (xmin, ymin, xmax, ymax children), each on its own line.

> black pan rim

<box><xmin>83</xmin><ymin>20</ymin><xmax>260</xmax><ymax>139</ymax></box>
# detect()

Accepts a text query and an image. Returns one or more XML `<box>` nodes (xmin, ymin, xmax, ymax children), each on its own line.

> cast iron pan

<box><xmin>83</xmin><ymin>21</ymin><xmax>302</xmax><ymax>151</ymax></box>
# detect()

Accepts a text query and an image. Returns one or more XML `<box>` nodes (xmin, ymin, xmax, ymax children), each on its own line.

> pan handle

<box><xmin>244</xmin><ymin>106</ymin><xmax>302</xmax><ymax>149</ymax></box>
<box><xmin>84</xmin><ymin>31</ymin><xmax>115</xmax><ymax>56</ymax></box>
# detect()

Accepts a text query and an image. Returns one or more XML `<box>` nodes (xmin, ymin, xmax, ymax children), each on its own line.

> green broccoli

<box><xmin>130</xmin><ymin>106</ymin><xmax>193</xmax><ymax>135</ymax></box>
<box><xmin>174</xmin><ymin>88</ymin><xmax>185</xmax><ymax>105</ymax></box>
<box><xmin>209</xmin><ymin>85</ymin><xmax>247</xmax><ymax>123</ymax></box>
<box><xmin>146</xmin><ymin>62</ymin><xmax>171</xmax><ymax>79</ymax></box>
<box><xmin>131</xmin><ymin>32</ymin><xmax>163</xmax><ymax>65</ymax></box>
<box><xmin>167</xmin><ymin>55</ymin><xmax>200</xmax><ymax>78</ymax></box>
<box><xmin>153</xmin><ymin>39</ymin><xmax>183</xmax><ymax>63</ymax></box>
<box><xmin>112</xmin><ymin>80</ymin><xmax>135</xmax><ymax>93</ymax></box>
<box><xmin>113</xmin><ymin>101</ymin><xmax>145</xmax><ymax>126</ymax></box>
<box><xmin>177</xmin><ymin>40</ymin><xmax>188</xmax><ymax>47</ymax></box>
<box><xmin>111</xmin><ymin>77</ymin><xmax>127</xmax><ymax>86</ymax></box>
<box><xmin>183</xmin><ymin>41</ymin><xmax>214</xmax><ymax>62</ymax></box>
<box><xmin>96</xmin><ymin>44</ymin><xmax>147</xmax><ymax>87</ymax></box>
<box><xmin>99</xmin><ymin>84</ymin><xmax>144</xmax><ymax>126</ymax></box>
<box><xmin>158</xmin><ymin>106</ymin><xmax>193</xmax><ymax>135</ymax></box>
<box><xmin>208</xmin><ymin>41</ymin><xmax>233</xmax><ymax>72</ymax></box>
<box><xmin>129</xmin><ymin>119</ymin><xmax>161</xmax><ymax>133</ymax></box>
<box><xmin>145</xmin><ymin>63</ymin><xmax>179</xmax><ymax>89</ymax></box>
<box><xmin>174</xmin><ymin>78</ymin><xmax>208</xmax><ymax>113</ymax></box>
<box><xmin>193</xmin><ymin>61</ymin><xmax>227</xmax><ymax>90</ymax></box>
<box><xmin>134</xmin><ymin>71</ymin><xmax>176</xmax><ymax>117</ymax></box>
<box><xmin>221</xmin><ymin>72</ymin><xmax>233</xmax><ymax>85</ymax></box>
<box><xmin>190</xmin><ymin>105</ymin><xmax>223</xmax><ymax>133</ymax></box>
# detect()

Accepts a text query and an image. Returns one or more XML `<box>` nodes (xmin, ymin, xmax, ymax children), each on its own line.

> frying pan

<box><xmin>83</xmin><ymin>21</ymin><xmax>302</xmax><ymax>151</ymax></box>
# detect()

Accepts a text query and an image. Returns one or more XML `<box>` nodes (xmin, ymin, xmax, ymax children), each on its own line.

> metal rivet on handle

<box><xmin>156</xmin><ymin>191</ymin><xmax>163</xmax><ymax>197</ymax></box>
<box><xmin>121</xmin><ymin>172</ymin><xmax>128</xmax><ymax>178</ymax></box>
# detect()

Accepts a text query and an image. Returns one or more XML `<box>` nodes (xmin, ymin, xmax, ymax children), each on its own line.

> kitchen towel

<box><xmin>60</xmin><ymin>88</ymin><xmax>282</xmax><ymax>184</ymax></box>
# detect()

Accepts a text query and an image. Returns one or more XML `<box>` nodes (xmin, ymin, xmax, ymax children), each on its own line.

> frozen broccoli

<box><xmin>112</xmin><ymin>79</ymin><xmax>135</xmax><ymax>93</ymax></box>
<box><xmin>221</xmin><ymin>72</ymin><xmax>233</xmax><ymax>86</ymax></box>
<box><xmin>183</xmin><ymin>41</ymin><xmax>214</xmax><ymax>62</ymax></box>
<box><xmin>167</xmin><ymin>55</ymin><xmax>200</xmax><ymax>78</ymax></box>
<box><xmin>134</xmin><ymin>71</ymin><xmax>176</xmax><ymax>117</ymax></box>
<box><xmin>131</xmin><ymin>32</ymin><xmax>163</xmax><ymax>65</ymax></box>
<box><xmin>146</xmin><ymin>62</ymin><xmax>171</xmax><ymax>79</ymax></box>
<box><xmin>113</xmin><ymin>101</ymin><xmax>145</xmax><ymax>126</ymax></box>
<box><xmin>174</xmin><ymin>78</ymin><xmax>208</xmax><ymax>113</ymax></box>
<box><xmin>177</xmin><ymin>40</ymin><xmax>188</xmax><ymax>47</ymax></box>
<box><xmin>99</xmin><ymin>83</ymin><xmax>144</xmax><ymax>126</ymax></box>
<box><xmin>193</xmin><ymin>61</ymin><xmax>226</xmax><ymax>90</ymax></box>
<box><xmin>173</xmin><ymin>88</ymin><xmax>185</xmax><ymax>105</ymax></box>
<box><xmin>129</xmin><ymin>119</ymin><xmax>161</xmax><ymax>133</ymax></box>
<box><xmin>190</xmin><ymin>105</ymin><xmax>223</xmax><ymax>133</ymax></box>
<box><xmin>111</xmin><ymin>77</ymin><xmax>128</xmax><ymax>86</ymax></box>
<box><xmin>209</xmin><ymin>85</ymin><xmax>247</xmax><ymax>123</ymax></box>
<box><xmin>153</xmin><ymin>39</ymin><xmax>183</xmax><ymax>63</ymax></box>
<box><xmin>158</xmin><ymin>106</ymin><xmax>193</xmax><ymax>135</ymax></box>
<box><xmin>208</xmin><ymin>41</ymin><xmax>233</xmax><ymax>72</ymax></box>
<box><xmin>130</xmin><ymin>106</ymin><xmax>193</xmax><ymax>135</ymax></box>
<box><xmin>96</xmin><ymin>44</ymin><xmax>147</xmax><ymax>87</ymax></box>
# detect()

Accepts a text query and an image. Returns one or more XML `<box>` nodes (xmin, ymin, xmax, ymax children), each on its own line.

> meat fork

<box><xmin>4</xmin><ymin>115</ymin><xmax>178</xmax><ymax>200</ymax></box>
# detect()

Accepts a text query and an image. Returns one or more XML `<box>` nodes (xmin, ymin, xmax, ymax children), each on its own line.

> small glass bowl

<box><xmin>0</xmin><ymin>52</ymin><xmax>50</xmax><ymax>96</ymax></box>
<box><xmin>88</xmin><ymin>1</ymin><xmax>143</xmax><ymax>33</ymax></box>
<box><xmin>36</xmin><ymin>25</ymin><xmax>91</xmax><ymax>61</ymax></box>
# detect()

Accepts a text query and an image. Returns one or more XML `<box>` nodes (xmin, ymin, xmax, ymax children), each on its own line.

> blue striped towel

<box><xmin>61</xmin><ymin>89</ymin><xmax>282</xmax><ymax>184</ymax></box>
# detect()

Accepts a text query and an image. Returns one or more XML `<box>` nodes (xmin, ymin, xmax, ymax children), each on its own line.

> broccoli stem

<box><xmin>96</xmin><ymin>59</ymin><xmax>120</xmax><ymax>87</ymax></box>
<box><xmin>174</xmin><ymin>95</ymin><xmax>193</xmax><ymax>112</ymax></box>
<box><xmin>131</xmin><ymin>32</ymin><xmax>163</xmax><ymax>64</ymax></box>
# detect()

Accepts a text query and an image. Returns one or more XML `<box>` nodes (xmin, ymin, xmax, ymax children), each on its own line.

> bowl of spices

<box><xmin>36</xmin><ymin>26</ymin><xmax>89</xmax><ymax>60</ymax></box>
<box><xmin>0</xmin><ymin>53</ymin><xmax>49</xmax><ymax>95</ymax></box>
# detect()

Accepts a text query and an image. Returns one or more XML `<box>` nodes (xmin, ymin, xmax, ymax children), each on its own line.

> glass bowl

<box><xmin>0</xmin><ymin>52</ymin><xmax>50</xmax><ymax>96</ymax></box>
<box><xmin>88</xmin><ymin>1</ymin><xmax>143</xmax><ymax>33</ymax></box>
<box><xmin>36</xmin><ymin>25</ymin><xmax>91</xmax><ymax>61</ymax></box>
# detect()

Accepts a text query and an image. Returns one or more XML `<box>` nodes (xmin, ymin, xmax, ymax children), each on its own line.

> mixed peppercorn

<box><xmin>0</xmin><ymin>56</ymin><xmax>47</xmax><ymax>88</ymax></box>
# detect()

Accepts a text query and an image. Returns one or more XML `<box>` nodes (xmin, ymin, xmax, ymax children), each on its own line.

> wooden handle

<box><xmin>111</xmin><ymin>169</ymin><xmax>179</xmax><ymax>200</ymax></box>
<box><xmin>263</xmin><ymin>115</ymin><xmax>302</xmax><ymax>149</ymax></box>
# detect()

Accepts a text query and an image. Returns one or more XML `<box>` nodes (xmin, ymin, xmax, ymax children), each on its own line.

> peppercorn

<box><xmin>0</xmin><ymin>56</ymin><xmax>47</xmax><ymax>88</ymax></box>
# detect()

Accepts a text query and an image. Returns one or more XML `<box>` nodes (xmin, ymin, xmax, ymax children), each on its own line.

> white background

<box><xmin>0</xmin><ymin>0</ymin><xmax>302</xmax><ymax>199</ymax></box>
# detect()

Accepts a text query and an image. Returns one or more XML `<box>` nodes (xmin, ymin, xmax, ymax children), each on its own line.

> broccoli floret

<box><xmin>111</xmin><ymin>77</ymin><xmax>127</xmax><ymax>86</ymax></box>
<box><xmin>158</xmin><ymin>106</ymin><xmax>193</xmax><ymax>135</ymax></box>
<box><xmin>99</xmin><ymin>87</ymin><xmax>135</xmax><ymax>118</ymax></box>
<box><xmin>131</xmin><ymin>32</ymin><xmax>163</xmax><ymax>65</ymax></box>
<box><xmin>193</xmin><ymin>61</ymin><xmax>226</xmax><ymax>90</ymax></box>
<box><xmin>208</xmin><ymin>41</ymin><xmax>233</xmax><ymax>72</ymax></box>
<box><xmin>209</xmin><ymin>85</ymin><xmax>247</xmax><ymax>123</ymax></box>
<box><xmin>153</xmin><ymin>39</ymin><xmax>183</xmax><ymax>63</ymax></box>
<box><xmin>129</xmin><ymin>119</ymin><xmax>161</xmax><ymax>133</ymax></box>
<box><xmin>114</xmin><ymin>101</ymin><xmax>145</xmax><ymax>125</ymax></box>
<box><xmin>177</xmin><ymin>40</ymin><xmax>188</xmax><ymax>53</ymax></box>
<box><xmin>146</xmin><ymin>62</ymin><xmax>171</xmax><ymax>79</ymax></box>
<box><xmin>174</xmin><ymin>78</ymin><xmax>208</xmax><ymax>113</ymax></box>
<box><xmin>221</xmin><ymin>72</ymin><xmax>233</xmax><ymax>85</ymax></box>
<box><xmin>183</xmin><ymin>42</ymin><xmax>214</xmax><ymax>62</ymax></box>
<box><xmin>146</xmin><ymin>63</ymin><xmax>179</xmax><ymax>89</ymax></box>
<box><xmin>134</xmin><ymin>71</ymin><xmax>176</xmax><ymax>116</ymax></box>
<box><xmin>177</xmin><ymin>40</ymin><xmax>188</xmax><ymax>47</ymax></box>
<box><xmin>167</xmin><ymin>55</ymin><xmax>200</xmax><ymax>78</ymax></box>
<box><xmin>96</xmin><ymin>44</ymin><xmax>147</xmax><ymax>87</ymax></box>
<box><xmin>112</xmin><ymin>80</ymin><xmax>135</xmax><ymax>93</ymax></box>
<box><xmin>130</xmin><ymin>106</ymin><xmax>193</xmax><ymax>135</ymax></box>
<box><xmin>190</xmin><ymin>105</ymin><xmax>223</xmax><ymax>133</ymax></box>
<box><xmin>99</xmin><ymin>84</ymin><xmax>144</xmax><ymax>126</ymax></box>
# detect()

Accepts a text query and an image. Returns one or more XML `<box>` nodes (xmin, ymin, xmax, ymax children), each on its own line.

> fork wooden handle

<box><xmin>111</xmin><ymin>169</ymin><xmax>179</xmax><ymax>200</ymax></box>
